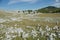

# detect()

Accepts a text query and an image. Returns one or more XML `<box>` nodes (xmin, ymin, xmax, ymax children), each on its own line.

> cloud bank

<box><xmin>54</xmin><ymin>0</ymin><xmax>60</xmax><ymax>7</ymax></box>
<box><xmin>8</xmin><ymin>0</ymin><xmax>38</xmax><ymax>5</ymax></box>
<box><xmin>55</xmin><ymin>0</ymin><xmax>59</xmax><ymax>2</ymax></box>
<box><xmin>8</xmin><ymin>0</ymin><xmax>60</xmax><ymax>7</ymax></box>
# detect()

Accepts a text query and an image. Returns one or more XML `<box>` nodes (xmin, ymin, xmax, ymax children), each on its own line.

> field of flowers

<box><xmin>0</xmin><ymin>11</ymin><xmax>60</xmax><ymax>40</ymax></box>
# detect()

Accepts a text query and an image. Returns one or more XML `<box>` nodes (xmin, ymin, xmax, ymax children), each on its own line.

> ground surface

<box><xmin>0</xmin><ymin>11</ymin><xmax>60</xmax><ymax>40</ymax></box>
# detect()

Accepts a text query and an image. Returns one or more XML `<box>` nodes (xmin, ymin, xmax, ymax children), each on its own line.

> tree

<box><xmin>27</xmin><ymin>10</ymin><xmax>32</xmax><ymax>14</ymax></box>
<box><xmin>23</xmin><ymin>11</ymin><xmax>25</xmax><ymax>13</ymax></box>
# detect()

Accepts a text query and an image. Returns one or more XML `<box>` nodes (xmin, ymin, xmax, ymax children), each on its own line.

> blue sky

<box><xmin>0</xmin><ymin>0</ymin><xmax>60</xmax><ymax>10</ymax></box>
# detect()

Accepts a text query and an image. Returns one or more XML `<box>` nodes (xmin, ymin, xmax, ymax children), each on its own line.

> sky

<box><xmin>0</xmin><ymin>0</ymin><xmax>60</xmax><ymax>10</ymax></box>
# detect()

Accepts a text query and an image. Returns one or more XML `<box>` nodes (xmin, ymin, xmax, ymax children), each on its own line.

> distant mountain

<box><xmin>37</xmin><ymin>6</ymin><xmax>60</xmax><ymax>13</ymax></box>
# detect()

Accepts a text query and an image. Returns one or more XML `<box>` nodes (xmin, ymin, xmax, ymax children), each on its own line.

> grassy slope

<box><xmin>0</xmin><ymin>11</ymin><xmax>60</xmax><ymax>28</ymax></box>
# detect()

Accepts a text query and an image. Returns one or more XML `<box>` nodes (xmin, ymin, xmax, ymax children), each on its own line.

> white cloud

<box><xmin>53</xmin><ymin>3</ymin><xmax>60</xmax><ymax>7</ymax></box>
<box><xmin>55</xmin><ymin>0</ymin><xmax>59</xmax><ymax>2</ymax></box>
<box><xmin>52</xmin><ymin>0</ymin><xmax>60</xmax><ymax>7</ymax></box>
<box><xmin>8</xmin><ymin>0</ymin><xmax>38</xmax><ymax>5</ymax></box>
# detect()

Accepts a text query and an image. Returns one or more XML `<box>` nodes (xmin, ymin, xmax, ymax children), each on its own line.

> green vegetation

<box><xmin>37</xmin><ymin>6</ymin><xmax>60</xmax><ymax>13</ymax></box>
<box><xmin>27</xmin><ymin>10</ymin><xmax>32</xmax><ymax>14</ymax></box>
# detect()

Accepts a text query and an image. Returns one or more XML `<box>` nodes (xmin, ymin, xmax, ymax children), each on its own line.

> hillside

<box><xmin>37</xmin><ymin>6</ymin><xmax>60</xmax><ymax>13</ymax></box>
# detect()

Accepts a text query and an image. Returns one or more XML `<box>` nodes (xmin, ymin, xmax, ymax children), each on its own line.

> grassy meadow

<box><xmin>0</xmin><ymin>11</ymin><xmax>60</xmax><ymax>40</ymax></box>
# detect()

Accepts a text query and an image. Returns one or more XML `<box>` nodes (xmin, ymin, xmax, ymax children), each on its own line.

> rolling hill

<box><xmin>37</xmin><ymin>6</ymin><xmax>60</xmax><ymax>13</ymax></box>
